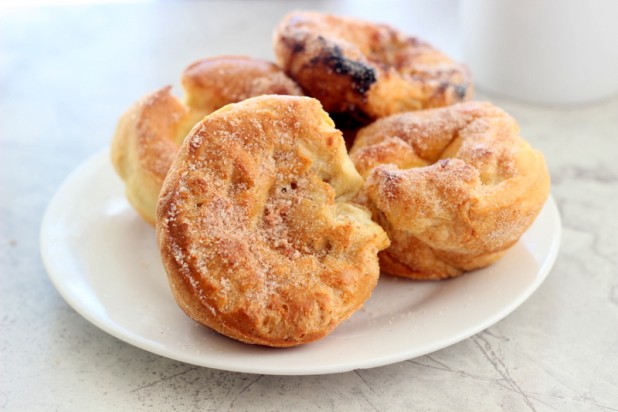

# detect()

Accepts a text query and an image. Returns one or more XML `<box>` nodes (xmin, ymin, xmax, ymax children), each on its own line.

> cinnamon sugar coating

<box><xmin>156</xmin><ymin>95</ymin><xmax>389</xmax><ymax>347</ymax></box>
<box><xmin>350</xmin><ymin>101</ymin><xmax>550</xmax><ymax>279</ymax></box>
<box><xmin>274</xmin><ymin>11</ymin><xmax>472</xmax><ymax>124</ymax></box>
<box><xmin>111</xmin><ymin>56</ymin><xmax>302</xmax><ymax>225</ymax></box>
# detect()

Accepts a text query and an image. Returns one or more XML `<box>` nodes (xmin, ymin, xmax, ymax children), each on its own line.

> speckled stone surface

<box><xmin>1</xmin><ymin>1</ymin><xmax>617</xmax><ymax>411</ymax></box>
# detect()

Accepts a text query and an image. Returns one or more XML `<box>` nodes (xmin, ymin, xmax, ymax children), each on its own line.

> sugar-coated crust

<box><xmin>274</xmin><ymin>11</ymin><xmax>472</xmax><ymax>124</ymax></box>
<box><xmin>156</xmin><ymin>95</ymin><xmax>390</xmax><ymax>347</ymax></box>
<box><xmin>350</xmin><ymin>101</ymin><xmax>550</xmax><ymax>280</ymax></box>
<box><xmin>111</xmin><ymin>87</ymin><xmax>195</xmax><ymax>225</ymax></box>
<box><xmin>111</xmin><ymin>56</ymin><xmax>302</xmax><ymax>225</ymax></box>
<box><xmin>182</xmin><ymin>56</ymin><xmax>303</xmax><ymax>113</ymax></box>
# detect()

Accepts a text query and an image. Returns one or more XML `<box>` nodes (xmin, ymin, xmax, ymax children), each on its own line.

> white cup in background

<box><xmin>460</xmin><ymin>0</ymin><xmax>618</xmax><ymax>105</ymax></box>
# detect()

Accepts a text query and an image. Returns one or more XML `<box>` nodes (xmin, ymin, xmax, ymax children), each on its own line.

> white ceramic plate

<box><xmin>41</xmin><ymin>150</ymin><xmax>561</xmax><ymax>375</ymax></box>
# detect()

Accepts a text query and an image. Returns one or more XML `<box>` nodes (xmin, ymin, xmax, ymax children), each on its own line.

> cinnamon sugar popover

<box><xmin>156</xmin><ymin>95</ymin><xmax>390</xmax><ymax>347</ymax></box>
<box><xmin>274</xmin><ymin>11</ymin><xmax>472</xmax><ymax>125</ymax></box>
<box><xmin>350</xmin><ymin>101</ymin><xmax>550</xmax><ymax>280</ymax></box>
<box><xmin>111</xmin><ymin>56</ymin><xmax>303</xmax><ymax>225</ymax></box>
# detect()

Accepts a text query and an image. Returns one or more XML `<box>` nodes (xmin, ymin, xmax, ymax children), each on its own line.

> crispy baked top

<box><xmin>111</xmin><ymin>56</ymin><xmax>303</xmax><ymax>225</ymax></box>
<box><xmin>182</xmin><ymin>55</ymin><xmax>303</xmax><ymax>113</ymax></box>
<box><xmin>157</xmin><ymin>95</ymin><xmax>389</xmax><ymax>346</ymax></box>
<box><xmin>274</xmin><ymin>11</ymin><xmax>472</xmax><ymax>119</ymax></box>
<box><xmin>350</xmin><ymin>101</ymin><xmax>550</xmax><ymax>273</ymax></box>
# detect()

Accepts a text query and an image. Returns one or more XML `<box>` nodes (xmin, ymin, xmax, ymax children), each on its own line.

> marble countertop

<box><xmin>1</xmin><ymin>1</ymin><xmax>617</xmax><ymax>410</ymax></box>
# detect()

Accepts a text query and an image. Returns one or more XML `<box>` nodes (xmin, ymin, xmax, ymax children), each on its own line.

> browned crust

<box><xmin>273</xmin><ymin>11</ymin><xmax>472</xmax><ymax>123</ymax></box>
<box><xmin>110</xmin><ymin>56</ymin><xmax>303</xmax><ymax>225</ymax></box>
<box><xmin>156</xmin><ymin>95</ymin><xmax>389</xmax><ymax>347</ymax></box>
<box><xmin>111</xmin><ymin>86</ymin><xmax>192</xmax><ymax>225</ymax></box>
<box><xmin>182</xmin><ymin>55</ymin><xmax>303</xmax><ymax>113</ymax></box>
<box><xmin>350</xmin><ymin>101</ymin><xmax>550</xmax><ymax>279</ymax></box>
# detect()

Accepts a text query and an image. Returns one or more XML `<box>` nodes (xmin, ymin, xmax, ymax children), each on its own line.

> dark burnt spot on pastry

<box><xmin>454</xmin><ymin>83</ymin><xmax>468</xmax><ymax>100</ymax></box>
<box><xmin>290</xmin><ymin>40</ymin><xmax>305</xmax><ymax>54</ymax></box>
<box><xmin>321</xmin><ymin>45</ymin><xmax>377</xmax><ymax>95</ymax></box>
<box><xmin>281</xmin><ymin>35</ymin><xmax>306</xmax><ymax>59</ymax></box>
